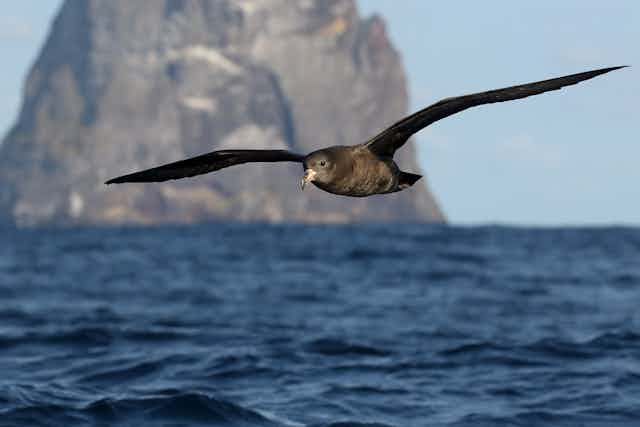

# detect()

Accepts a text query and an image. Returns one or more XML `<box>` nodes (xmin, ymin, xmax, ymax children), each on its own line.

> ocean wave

<box><xmin>304</xmin><ymin>338</ymin><xmax>392</xmax><ymax>357</ymax></box>
<box><xmin>309</xmin><ymin>422</ymin><xmax>396</xmax><ymax>427</ymax></box>
<box><xmin>450</xmin><ymin>407</ymin><xmax>640</xmax><ymax>427</ymax></box>
<box><xmin>0</xmin><ymin>325</ymin><xmax>194</xmax><ymax>350</ymax></box>
<box><xmin>324</xmin><ymin>384</ymin><xmax>409</xmax><ymax>396</ymax></box>
<box><xmin>440</xmin><ymin>333</ymin><xmax>640</xmax><ymax>362</ymax></box>
<box><xmin>0</xmin><ymin>327</ymin><xmax>113</xmax><ymax>348</ymax></box>
<box><xmin>1</xmin><ymin>393</ymin><xmax>285</xmax><ymax>427</ymax></box>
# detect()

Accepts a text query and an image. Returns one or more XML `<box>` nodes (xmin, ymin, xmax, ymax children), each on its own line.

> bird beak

<box><xmin>300</xmin><ymin>169</ymin><xmax>316</xmax><ymax>191</ymax></box>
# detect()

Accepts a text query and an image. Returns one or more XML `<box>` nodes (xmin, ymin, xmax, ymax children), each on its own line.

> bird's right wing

<box><xmin>365</xmin><ymin>66</ymin><xmax>627</xmax><ymax>157</ymax></box>
<box><xmin>105</xmin><ymin>149</ymin><xmax>304</xmax><ymax>184</ymax></box>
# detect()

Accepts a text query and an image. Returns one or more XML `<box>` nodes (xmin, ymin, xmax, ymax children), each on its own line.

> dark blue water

<box><xmin>1</xmin><ymin>224</ymin><xmax>640</xmax><ymax>427</ymax></box>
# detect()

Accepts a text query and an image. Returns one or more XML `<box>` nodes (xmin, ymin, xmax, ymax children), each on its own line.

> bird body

<box><xmin>303</xmin><ymin>146</ymin><xmax>405</xmax><ymax>197</ymax></box>
<box><xmin>106</xmin><ymin>66</ymin><xmax>627</xmax><ymax>200</ymax></box>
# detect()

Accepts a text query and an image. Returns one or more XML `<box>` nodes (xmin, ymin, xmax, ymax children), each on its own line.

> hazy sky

<box><xmin>1</xmin><ymin>2</ymin><xmax>637</xmax><ymax>225</ymax></box>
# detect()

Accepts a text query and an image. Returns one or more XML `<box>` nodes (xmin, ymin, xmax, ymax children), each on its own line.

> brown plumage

<box><xmin>106</xmin><ymin>66</ymin><xmax>626</xmax><ymax>197</ymax></box>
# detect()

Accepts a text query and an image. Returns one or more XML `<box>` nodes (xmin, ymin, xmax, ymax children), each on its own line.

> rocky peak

<box><xmin>0</xmin><ymin>0</ymin><xmax>444</xmax><ymax>225</ymax></box>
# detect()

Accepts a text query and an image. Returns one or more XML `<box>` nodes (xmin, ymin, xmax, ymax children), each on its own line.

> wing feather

<box><xmin>105</xmin><ymin>149</ymin><xmax>304</xmax><ymax>184</ymax></box>
<box><xmin>366</xmin><ymin>66</ymin><xmax>627</xmax><ymax>157</ymax></box>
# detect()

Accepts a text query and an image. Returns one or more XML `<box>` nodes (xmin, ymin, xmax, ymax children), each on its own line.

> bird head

<box><xmin>300</xmin><ymin>149</ymin><xmax>337</xmax><ymax>191</ymax></box>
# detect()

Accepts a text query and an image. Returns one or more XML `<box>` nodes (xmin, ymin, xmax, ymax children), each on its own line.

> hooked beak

<box><xmin>300</xmin><ymin>169</ymin><xmax>317</xmax><ymax>191</ymax></box>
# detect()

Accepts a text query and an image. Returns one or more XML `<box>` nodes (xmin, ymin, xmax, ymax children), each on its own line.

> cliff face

<box><xmin>0</xmin><ymin>0</ymin><xmax>445</xmax><ymax>225</ymax></box>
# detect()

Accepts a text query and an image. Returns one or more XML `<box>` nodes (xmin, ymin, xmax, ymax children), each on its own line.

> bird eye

<box><xmin>320</xmin><ymin>160</ymin><xmax>327</xmax><ymax>167</ymax></box>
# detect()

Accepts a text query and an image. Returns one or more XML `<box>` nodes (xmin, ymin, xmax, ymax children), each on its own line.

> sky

<box><xmin>0</xmin><ymin>1</ymin><xmax>638</xmax><ymax>225</ymax></box>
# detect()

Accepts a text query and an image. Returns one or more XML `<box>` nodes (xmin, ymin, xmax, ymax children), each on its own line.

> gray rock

<box><xmin>0</xmin><ymin>0</ymin><xmax>445</xmax><ymax>225</ymax></box>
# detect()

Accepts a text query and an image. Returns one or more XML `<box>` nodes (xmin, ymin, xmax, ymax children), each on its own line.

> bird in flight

<box><xmin>106</xmin><ymin>66</ymin><xmax>626</xmax><ymax>197</ymax></box>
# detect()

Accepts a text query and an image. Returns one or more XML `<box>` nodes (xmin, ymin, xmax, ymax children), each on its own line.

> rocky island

<box><xmin>0</xmin><ymin>0</ymin><xmax>444</xmax><ymax>225</ymax></box>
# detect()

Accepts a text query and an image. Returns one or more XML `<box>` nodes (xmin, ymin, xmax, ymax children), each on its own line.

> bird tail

<box><xmin>398</xmin><ymin>171</ymin><xmax>422</xmax><ymax>190</ymax></box>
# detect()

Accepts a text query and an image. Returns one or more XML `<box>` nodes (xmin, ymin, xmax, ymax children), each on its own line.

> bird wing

<box><xmin>365</xmin><ymin>66</ymin><xmax>627</xmax><ymax>157</ymax></box>
<box><xmin>105</xmin><ymin>149</ymin><xmax>304</xmax><ymax>184</ymax></box>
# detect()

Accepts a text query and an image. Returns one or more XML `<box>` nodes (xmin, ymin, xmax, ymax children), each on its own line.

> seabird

<box><xmin>106</xmin><ymin>66</ymin><xmax>626</xmax><ymax>197</ymax></box>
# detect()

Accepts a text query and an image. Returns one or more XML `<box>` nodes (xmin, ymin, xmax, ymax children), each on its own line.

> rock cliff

<box><xmin>0</xmin><ymin>0</ymin><xmax>445</xmax><ymax>225</ymax></box>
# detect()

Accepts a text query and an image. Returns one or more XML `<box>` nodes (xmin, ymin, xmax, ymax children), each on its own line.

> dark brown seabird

<box><xmin>106</xmin><ymin>66</ymin><xmax>626</xmax><ymax>197</ymax></box>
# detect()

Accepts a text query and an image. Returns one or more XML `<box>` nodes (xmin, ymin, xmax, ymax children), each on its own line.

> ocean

<box><xmin>1</xmin><ymin>224</ymin><xmax>639</xmax><ymax>426</ymax></box>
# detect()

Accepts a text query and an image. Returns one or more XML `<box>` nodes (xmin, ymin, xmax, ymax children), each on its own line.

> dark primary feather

<box><xmin>366</xmin><ymin>66</ymin><xmax>628</xmax><ymax>157</ymax></box>
<box><xmin>105</xmin><ymin>149</ymin><xmax>304</xmax><ymax>184</ymax></box>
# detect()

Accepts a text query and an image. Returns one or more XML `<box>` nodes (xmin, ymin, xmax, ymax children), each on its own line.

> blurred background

<box><xmin>1</xmin><ymin>2</ymin><xmax>639</xmax><ymax>427</ymax></box>
<box><xmin>0</xmin><ymin>1</ymin><xmax>637</xmax><ymax>225</ymax></box>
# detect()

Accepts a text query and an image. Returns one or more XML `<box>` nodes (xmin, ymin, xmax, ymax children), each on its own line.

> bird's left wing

<box><xmin>365</xmin><ymin>66</ymin><xmax>627</xmax><ymax>157</ymax></box>
<box><xmin>105</xmin><ymin>149</ymin><xmax>304</xmax><ymax>184</ymax></box>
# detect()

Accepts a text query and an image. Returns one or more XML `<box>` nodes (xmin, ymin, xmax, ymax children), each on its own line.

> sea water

<box><xmin>1</xmin><ymin>224</ymin><xmax>639</xmax><ymax>426</ymax></box>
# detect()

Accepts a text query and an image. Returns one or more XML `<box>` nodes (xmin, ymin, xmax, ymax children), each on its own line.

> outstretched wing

<box><xmin>105</xmin><ymin>149</ymin><xmax>304</xmax><ymax>184</ymax></box>
<box><xmin>366</xmin><ymin>66</ymin><xmax>627</xmax><ymax>157</ymax></box>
